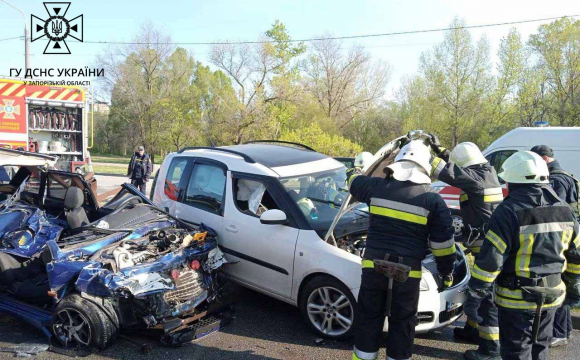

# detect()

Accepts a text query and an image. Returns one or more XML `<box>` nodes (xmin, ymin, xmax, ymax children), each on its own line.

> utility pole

<box><xmin>1</xmin><ymin>0</ymin><xmax>30</xmax><ymax>72</ymax></box>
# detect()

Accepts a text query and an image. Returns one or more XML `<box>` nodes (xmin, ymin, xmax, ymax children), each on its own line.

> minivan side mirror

<box><xmin>260</xmin><ymin>209</ymin><xmax>287</xmax><ymax>225</ymax></box>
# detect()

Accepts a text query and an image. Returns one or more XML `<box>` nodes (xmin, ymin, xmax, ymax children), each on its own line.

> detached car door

<box><xmin>221</xmin><ymin>173</ymin><xmax>299</xmax><ymax>299</ymax></box>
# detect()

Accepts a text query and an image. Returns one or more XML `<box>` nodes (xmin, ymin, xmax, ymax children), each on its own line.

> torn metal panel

<box><xmin>0</xmin><ymin>205</ymin><xmax>64</xmax><ymax>258</ymax></box>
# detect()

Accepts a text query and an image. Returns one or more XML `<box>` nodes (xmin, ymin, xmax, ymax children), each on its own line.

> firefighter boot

<box><xmin>463</xmin><ymin>350</ymin><xmax>501</xmax><ymax>360</ymax></box>
<box><xmin>454</xmin><ymin>325</ymin><xmax>478</xmax><ymax>344</ymax></box>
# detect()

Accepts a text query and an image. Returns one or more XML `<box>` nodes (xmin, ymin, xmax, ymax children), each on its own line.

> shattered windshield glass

<box><xmin>280</xmin><ymin>167</ymin><xmax>369</xmax><ymax>235</ymax></box>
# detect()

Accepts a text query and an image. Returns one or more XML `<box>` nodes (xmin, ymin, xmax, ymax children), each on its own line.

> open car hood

<box><xmin>324</xmin><ymin>130</ymin><xmax>431</xmax><ymax>243</ymax></box>
<box><xmin>0</xmin><ymin>148</ymin><xmax>57</xmax><ymax>168</ymax></box>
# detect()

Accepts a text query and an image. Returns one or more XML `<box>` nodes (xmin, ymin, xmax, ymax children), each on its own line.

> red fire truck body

<box><xmin>0</xmin><ymin>79</ymin><xmax>89</xmax><ymax>172</ymax></box>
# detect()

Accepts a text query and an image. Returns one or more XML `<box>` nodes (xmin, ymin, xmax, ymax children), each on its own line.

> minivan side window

<box><xmin>164</xmin><ymin>158</ymin><xmax>188</xmax><ymax>201</ymax></box>
<box><xmin>184</xmin><ymin>163</ymin><xmax>226</xmax><ymax>215</ymax></box>
<box><xmin>233</xmin><ymin>177</ymin><xmax>281</xmax><ymax>217</ymax></box>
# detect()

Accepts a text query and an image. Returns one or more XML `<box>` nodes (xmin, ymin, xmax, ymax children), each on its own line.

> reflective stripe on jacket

<box><xmin>468</xmin><ymin>184</ymin><xmax>580</xmax><ymax>312</ymax></box>
<box><xmin>432</xmin><ymin>160</ymin><xmax>503</xmax><ymax>253</ymax></box>
<box><xmin>350</xmin><ymin>175</ymin><xmax>456</xmax><ymax>276</ymax></box>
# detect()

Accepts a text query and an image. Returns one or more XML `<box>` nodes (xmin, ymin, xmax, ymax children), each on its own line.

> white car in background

<box><xmin>151</xmin><ymin>135</ymin><xmax>469</xmax><ymax>339</ymax></box>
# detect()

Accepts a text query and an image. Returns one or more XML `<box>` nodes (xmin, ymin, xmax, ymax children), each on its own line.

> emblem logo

<box><xmin>0</xmin><ymin>99</ymin><xmax>21</xmax><ymax>120</ymax></box>
<box><xmin>31</xmin><ymin>2</ymin><xmax>83</xmax><ymax>55</ymax></box>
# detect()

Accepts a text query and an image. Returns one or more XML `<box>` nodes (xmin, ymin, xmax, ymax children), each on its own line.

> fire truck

<box><xmin>0</xmin><ymin>78</ymin><xmax>92</xmax><ymax>172</ymax></box>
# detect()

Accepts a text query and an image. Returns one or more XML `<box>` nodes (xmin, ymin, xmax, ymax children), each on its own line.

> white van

<box><xmin>435</xmin><ymin>126</ymin><xmax>580</xmax><ymax>215</ymax></box>
<box><xmin>483</xmin><ymin>126</ymin><xmax>580</xmax><ymax>178</ymax></box>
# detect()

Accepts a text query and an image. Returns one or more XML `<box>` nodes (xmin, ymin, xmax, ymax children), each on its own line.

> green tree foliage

<box><xmin>280</xmin><ymin>122</ymin><xmax>362</xmax><ymax>157</ymax></box>
<box><xmin>529</xmin><ymin>18</ymin><xmax>580</xmax><ymax>126</ymax></box>
<box><xmin>95</xmin><ymin>17</ymin><xmax>580</xmax><ymax>160</ymax></box>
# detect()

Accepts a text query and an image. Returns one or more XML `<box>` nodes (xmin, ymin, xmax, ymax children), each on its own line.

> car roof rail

<box><xmin>243</xmin><ymin>140</ymin><xmax>316</xmax><ymax>152</ymax></box>
<box><xmin>177</xmin><ymin>146</ymin><xmax>256</xmax><ymax>163</ymax></box>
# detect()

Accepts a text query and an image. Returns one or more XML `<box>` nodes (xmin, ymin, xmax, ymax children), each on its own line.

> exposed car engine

<box><xmin>95</xmin><ymin>229</ymin><xmax>205</xmax><ymax>272</ymax></box>
<box><xmin>336</xmin><ymin>233</ymin><xmax>366</xmax><ymax>257</ymax></box>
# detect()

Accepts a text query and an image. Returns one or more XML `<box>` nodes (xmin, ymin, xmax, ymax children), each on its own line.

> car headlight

<box><xmin>420</xmin><ymin>277</ymin><xmax>429</xmax><ymax>291</ymax></box>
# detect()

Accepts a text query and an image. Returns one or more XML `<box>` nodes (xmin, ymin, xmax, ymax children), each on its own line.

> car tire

<box><xmin>52</xmin><ymin>294</ymin><xmax>118</xmax><ymax>353</ymax></box>
<box><xmin>299</xmin><ymin>275</ymin><xmax>356</xmax><ymax>339</ymax></box>
<box><xmin>0</xmin><ymin>253</ymin><xmax>21</xmax><ymax>285</ymax></box>
<box><xmin>450</xmin><ymin>208</ymin><xmax>464</xmax><ymax>242</ymax></box>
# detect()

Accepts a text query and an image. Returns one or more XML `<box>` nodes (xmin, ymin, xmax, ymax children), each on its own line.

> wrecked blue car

<box><xmin>0</xmin><ymin>148</ymin><xmax>227</xmax><ymax>354</ymax></box>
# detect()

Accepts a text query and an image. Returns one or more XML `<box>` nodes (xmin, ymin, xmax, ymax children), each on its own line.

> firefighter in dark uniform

<box><xmin>463</xmin><ymin>151</ymin><xmax>580</xmax><ymax>360</ymax></box>
<box><xmin>429</xmin><ymin>139</ymin><xmax>503</xmax><ymax>360</ymax></box>
<box><xmin>349</xmin><ymin>140</ymin><xmax>456</xmax><ymax>360</ymax></box>
<box><xmin>531</xmin><ymin>145</ymin><xmax>580</xmax><ymax>347</ymax></box>
<box><xmin>127</xmin><ymin>146</ymin><xmax>153</xmax><ymax>194</ymax></box>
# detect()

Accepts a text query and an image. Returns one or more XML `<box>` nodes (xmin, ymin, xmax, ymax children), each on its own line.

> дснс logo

<box><xmin>31</xmin><ymin>2</ymin><xmax>83</xmax><ymax>55</ymax></box>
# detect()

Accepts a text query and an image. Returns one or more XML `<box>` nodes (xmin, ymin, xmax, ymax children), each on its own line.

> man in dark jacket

<box><xmin>531</xmin><ymin>145</ymin><xmax>580</xmax><ymax>347</ymax></box>
<box><xmin>463</xmin><ymin>151</ymin><xmax>580</xmax><ymax>360</ymax></box>
<box><xmin>429</xmin><ymin>139</ymin><xmax>503</xmax><ymax>360</ymax></box>
<box><xmin>127</xmin><ymin>146</ymin><xmax>152</xmax><ymax>194</ymax></box>
<box><xmin>350</xmin><ymin>140</ymin><xmax>456</xmax><ymax>360</ymax></box>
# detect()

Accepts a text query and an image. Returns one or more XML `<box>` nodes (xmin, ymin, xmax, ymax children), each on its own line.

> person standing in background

<box><xmin>127</xmin><ymin>146</ymin><xmax>152</xmax><ymax>194</ymax></box>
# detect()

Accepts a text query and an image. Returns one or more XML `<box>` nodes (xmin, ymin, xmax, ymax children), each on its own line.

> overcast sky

<box><xmin>1</xmin><ymin>0</ymin><xmax>579</xmax><ymax>98</ymax></box>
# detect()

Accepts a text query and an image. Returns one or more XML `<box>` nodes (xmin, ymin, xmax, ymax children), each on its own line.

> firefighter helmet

<box><xmin>354</xmin><ymin>152</ymin><xmax>373</xmax><ymax>170</ymax></box>
<box><xmin>498</xmin><ymin>151</ymin><xmax>549</xmax><ymax>184</ymax></box>
<box><xmin>449</xmin><ymin>142</ymin><xmax>487</xmax><ymax>168</ymax></box>
<box><xmin>387</xmin><ymin>140</ymin><xmax>431</xmax><ymax>184</ymax></box>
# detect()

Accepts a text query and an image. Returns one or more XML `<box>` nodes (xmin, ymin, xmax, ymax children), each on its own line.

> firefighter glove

<box><xmin>346</xmin><ymin>167</ymin><xmax>363</xmax><ymax>187</ymax></box>
<box><xmin>428</xmin><ymin>133</ymin><xmax>441</xmax><ymax>147</ymax></box>
<box><xmin>438</xmin><ymin>274</ymin><xmax>453</xmax><ymax>292</ymax></box>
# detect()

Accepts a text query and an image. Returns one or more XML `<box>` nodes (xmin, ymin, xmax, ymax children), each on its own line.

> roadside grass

<box><xmin>92</xmin><ymin>155</ymin><xmax>131</xmax><ymax>164</ymax></box>
<box><xmin>92</xmin><ymin>154</ymin><xmax>166</xmax><ymax>165</ymax></box>
<box><xmin>91</xmin><ymin>164</ymin><xmax>127</xmax><ymax>175</ymax></box>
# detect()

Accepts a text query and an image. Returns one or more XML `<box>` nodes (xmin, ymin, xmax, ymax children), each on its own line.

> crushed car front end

<box><xmin>0</xmin><ymin>195</ymin><xmax>229</xmax><ymax>352</ymax></box>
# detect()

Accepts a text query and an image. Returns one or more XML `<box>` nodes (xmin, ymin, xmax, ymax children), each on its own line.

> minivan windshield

<box><xmin>279</xmin><ymin>167</ymin><xmax>369</xmax><ymax>235</ymax></box>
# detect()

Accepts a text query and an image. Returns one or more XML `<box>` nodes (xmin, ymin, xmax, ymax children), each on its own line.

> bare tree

<box><xmin>209</xmin><ymin>28</ymin><xmax>304</xmax><ymax>144</ymax></box>
<box><xmin>303</xmin><ymin>36</ymin><xmax>391</xmax><ymax>129</ymax></box>
<box><xmin>96</xmin><ymin>21</ymin><xmax>175</xmax><ymax>162</ymax></box>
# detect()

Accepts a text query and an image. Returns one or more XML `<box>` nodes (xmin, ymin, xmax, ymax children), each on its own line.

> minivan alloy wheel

<box><xmin>306</xmin><ymin>286</ymin><xmax>354</xmax><ymax>336</ymax></box>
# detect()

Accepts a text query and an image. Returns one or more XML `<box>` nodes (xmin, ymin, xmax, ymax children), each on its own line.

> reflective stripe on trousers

<box><xmin>355</xmin><ymin>267</ymin><xmax>420</xmax><ymax>360</ymax></box>
<box><xmin>475</xmin><ymin>290</ymin><xmax>500</xmax><ymax>355</ymax></box>
<box><xmin>479</xmin><ymin>326</ymin><xmax>500</xmax><ymax>341</ymax></box>
<box><xmin>495</xmin><ymin>282</ymin><xmax>567</xmax><ymax>310</ymax></box>
<box><xmin>353</xmin><ymin>347</ymin><xmax>378</xmax><ymax>360</ymax></box>
<box><xmin>361</xmin><ymin>259</ymin><xmax>422</xmax><ymax>279</ymax></box>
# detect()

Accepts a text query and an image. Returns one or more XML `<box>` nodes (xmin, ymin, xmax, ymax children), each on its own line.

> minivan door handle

<box><xmin>225</xmin><ymin>225</ymin><xmax>238</xmax><ymax>233</ymax></box>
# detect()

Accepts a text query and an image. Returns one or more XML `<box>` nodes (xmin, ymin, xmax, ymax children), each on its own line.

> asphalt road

<box><xmin>0</xmin><ymin>284</ymin><xmax>578</xmax><ymax>360</ymax></box>
<box><xmin>3</xmin><ymin>174</ymin><xmax>575</xmax><ymax>359</ymax></box>
<box><xmin>93</xmin><ymin>174</ymin><xmax>150</xmax><ymax>196</ymax></box>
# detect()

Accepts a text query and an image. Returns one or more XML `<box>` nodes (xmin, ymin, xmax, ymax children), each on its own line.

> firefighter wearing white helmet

<box><xmin>354</xmin><ymin>151</ymin><xmax>373</xmax><ymax>170</ymax></box>
<box><xmin>427</xmin><ymin>135</ymin><xmax>503</xmax><ymax>359</ymax></box>
<box><xmin>348</xmin><ymin>140</ymin><xmax>456</xmax><ymax>360</ymax></box>
<box><xmin>463</xmin><ymin>150</ymin><xmax>580</xmax><ymax>360</ymax></box>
